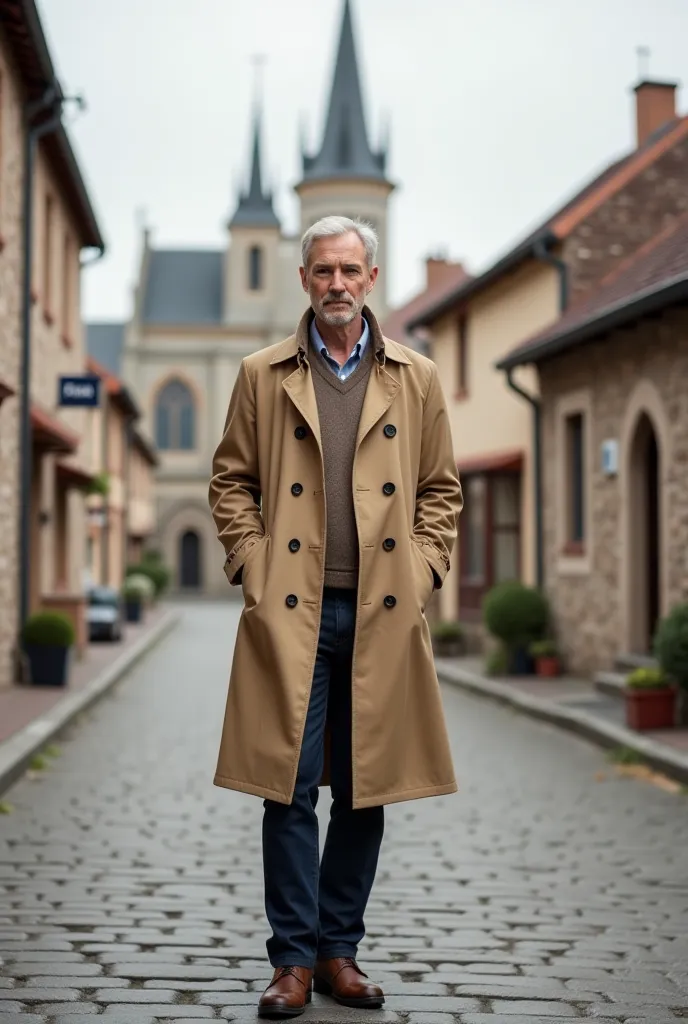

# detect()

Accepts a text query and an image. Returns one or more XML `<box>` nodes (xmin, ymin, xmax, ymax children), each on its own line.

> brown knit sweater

<box><xmin>310</xmin><ymin>339</ymin><xmax>374</xmax><ymax>590</ymax></box>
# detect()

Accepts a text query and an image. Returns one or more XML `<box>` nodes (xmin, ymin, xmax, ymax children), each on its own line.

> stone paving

<box><xmin>1</xmin><ymin>602</ymin><xmax>687</xmax><ymax>1024</ymax></box>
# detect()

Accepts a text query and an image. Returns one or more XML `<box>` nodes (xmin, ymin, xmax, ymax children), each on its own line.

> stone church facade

<box><xmin>105</xmin><ymin>0</ymin><xmax>394</xmax><ymax>595</ymax></box>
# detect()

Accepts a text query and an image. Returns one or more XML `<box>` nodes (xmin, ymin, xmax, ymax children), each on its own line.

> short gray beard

<box><xmin>315</xmin><ymin>291</ymin><xmax>366</xmax><ymax>327</ymax></box>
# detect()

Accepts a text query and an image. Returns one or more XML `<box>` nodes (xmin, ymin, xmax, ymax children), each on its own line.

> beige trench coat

<box><xmin>209</xmin><ymin>306</ymin><xmax>463</xmax><ymax>809</ymax></box>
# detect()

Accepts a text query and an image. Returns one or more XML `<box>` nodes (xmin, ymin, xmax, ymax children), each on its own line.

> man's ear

<box><xmin>299</xmin><ymin>266</ymin><xmax>309</xmax><ymax>293</ymax></box>
<box><xmin>366</xmin><ymin>265</ymin><xmax>379</xmax><ymax>294</ymax></box>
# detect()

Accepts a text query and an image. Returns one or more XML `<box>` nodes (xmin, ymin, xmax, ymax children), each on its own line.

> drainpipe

<box><xmin>504</xmin><ymin>370</ymin><xmax>543</xmax><ymax>589</ymax></box>
<box><xmin>18</xmin><ymin>87</ymin><xmax>64</xmax><ymax>639</ymax></box>
<box><xmin>501</xmin><ymin>237</ymin><xmax>568</xmax><ymax>591</ymax></box>
<box><xmin>533</xmin><ymin>236</ymin><xmax>569</xmax><ymax>312</ymax></box>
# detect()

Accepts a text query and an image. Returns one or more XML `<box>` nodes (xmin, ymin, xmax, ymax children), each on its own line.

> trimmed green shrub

<box><xmin>626</xmin><ymin>666</ymin><xmax>669</xmax><ymax>690</ymax></box>
<box><xmin>430</xmin><ymin>620</ymin><xmax>464</xmax><ymax>641</ymax></box>
<box><xmin>529</xmin><ymin>638</ymin><xmax>558</xmax><ymax>658</ymax></box>
<box><xmin>126</xmin><ymin>558</ymin><xmax>170</xmax><ymax>597</ymax></box>
<box><xmin>22</xmin><ymin>611</ymin><xmax>75</xmax><ymax>648</ymax></box>
<box><xmin>124</xmin><ymin>573</ymin><xmax>155</xmax><ymax>603</ymax></box>
<box><xmin>122</xmin><ymin>576</ymin><xmax>149</xmax><ymax>602</ymax></box>
<box><xmin>483</xmin><ymin>581</ymin><xmax>548</xmax><ymax>649</ymax></box>
<box><xmin>654</xmin><ymin>602</ymin><xmax>688</xmax><ymax>691</ymax></box>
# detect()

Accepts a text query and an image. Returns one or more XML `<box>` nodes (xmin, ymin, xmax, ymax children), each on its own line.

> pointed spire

<box><xmin>301</xmin><ymin>0</ymin><xmax>389</xmax><ymax>183</ymax></box>
<box><xmin>230</xmin><ymin>96</ymin><xmax>280</xmax><ymax>229</ymax></box>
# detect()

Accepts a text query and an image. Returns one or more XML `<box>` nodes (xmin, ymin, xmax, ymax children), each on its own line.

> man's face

<box><xmin>300</xmin><ymin>232</ymin><xmax>378</xmax><ymax>327</ymax></box>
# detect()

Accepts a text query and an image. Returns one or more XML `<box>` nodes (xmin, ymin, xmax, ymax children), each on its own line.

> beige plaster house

<box><xmin>0</xmin><ymin>0</ymin><xmax>105</xmax><ymax>685</ymax></box>
<box><xmin>498</xmin><ymin>214</ymin><xmax>688</xmax><ymax>676</ymax></box>
<box><xmin>410</xmin><ymin>77</ymin><xmax>688</xmax><ymax>629</ymax></box>
<box><xmin>85</xmin><ymin>357</ymin><xmax>157</xmax><ymax>592</ymax></box>
<box><xmin>90</xmin><ymin>0</ymin><xmax>395</xmax><ymax>596</ymax></box>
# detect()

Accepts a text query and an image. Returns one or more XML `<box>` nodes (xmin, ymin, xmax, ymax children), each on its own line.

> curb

<box><xmin>0</xmin><ymin>609</ymin><xmax>180</xmax><ymax>797</ymax></box>
<box><xmin>436</xmin><ymin>659</ymin><xmax>688</xmax><ymax>787</ymax></box>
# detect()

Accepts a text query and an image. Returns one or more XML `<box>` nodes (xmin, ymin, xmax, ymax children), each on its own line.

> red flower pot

<box><xmin>625</xmin><ymin>686</ymin><xmax>677</xmax><ymax>731</ymax></box>
<box><xmin>535</xmin><ymin>656</ymin><xmax>560</xmax><ymax>678</ymax></box>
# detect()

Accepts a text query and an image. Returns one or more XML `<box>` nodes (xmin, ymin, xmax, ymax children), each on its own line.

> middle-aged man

<box><xmin>209</xmin><ymin>215</ymin><xmax>463</xmax><ymax>1018</ymax></box>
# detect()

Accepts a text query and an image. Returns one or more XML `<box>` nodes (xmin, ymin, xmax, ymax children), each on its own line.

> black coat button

<box><xmin>294</xmin><ymin>426</ymin><xmax>307</xmax><ymax>440</ymax></box>
<box><xmin>383</xmin><ymin>538</ymin><xmax>396</xmax><ymax>551</ymax></box>
<box><xmin>286</xmin><ymin>594</ymin><xmax>298</xmax><ymax>608</ymax></box>
<box><xmin>288</xmin><ymin>539</ymin><xmax>301</xmax><ymax>553</ymax></box>
<box><xmin>382</xmin><ymin>482</ymin><xmax>395</xmax><ymax>496</ymax></box>
<box><xmin>384</xmin><ymin>424</ymin><xmax>397</xmax><ymax>438</ymax></box>
<box><xmin>291</xmin><ymin>483</ymin><xmax>303</xmax><ymax>496</ymax></box>
<box><xmin>384</xmin><ymin>595</ymin><xmax>397</xmax><ymax>609</ymax></box>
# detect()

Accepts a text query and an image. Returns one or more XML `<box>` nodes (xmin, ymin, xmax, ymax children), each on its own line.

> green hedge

<box><xmin>654</xmin><ymin>602</ymin><xmax>688</xmax><ymax>691</ymax></box>
<box><xmin>126</xmin><ymin>553</ymin><xmax>170</xmax><ymax>597</ymax></box>
<box><xmin>22</xmin><ymin>611</ymin><xmax>75</xmax><ymax>648</ymax></box>
<box><xmin>483</xmin><ymin>581</ymin><xmax>548</xmax><ymax>649</ymax></box>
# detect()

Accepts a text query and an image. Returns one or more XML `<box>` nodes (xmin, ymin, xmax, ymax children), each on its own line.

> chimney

<box><xmin>634</xmin><ymin>79</ymin><xmax>678</xmax><ymax>147</ymax></box>
<box><xmin>425</xmin><ymin>255</ymin><xmax>465</xmax><ymax>290</ymax></box>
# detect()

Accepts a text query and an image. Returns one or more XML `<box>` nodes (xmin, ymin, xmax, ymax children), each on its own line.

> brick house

<box><xmin>408</xmin><ymin>77</ymin><xmax>688</xmax><ymax>629</ymax></box>
<box><xmin>498</xmin><ymin>214</ymin><xmax>688</xmax><ymax>676</ymax></box>
<box><xmin>0</xmin><ymin>0</ymin><xmax>105</xmax><ymax>685</ymax></box>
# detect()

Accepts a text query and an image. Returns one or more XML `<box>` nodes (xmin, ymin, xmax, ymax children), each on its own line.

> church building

<box><xmin>88</xmin><ymin>0</ymin><xmax>394</xmax><ymax>596</ymax></box>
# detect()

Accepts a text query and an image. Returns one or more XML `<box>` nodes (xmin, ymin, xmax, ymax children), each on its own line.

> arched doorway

<box><xmin>179</xmin><ymin>530</ymin><xmax>202</xmax><ymax>590</ymax></box>
<box><xmin>628</xmin><ymin>414</ymin><xmax>660</xmax><ymax>653</ymax></box>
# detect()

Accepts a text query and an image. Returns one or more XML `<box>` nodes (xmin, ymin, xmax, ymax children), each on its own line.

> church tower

<box><xmin>295</xmin><ymin>0</ymin><xmax>394</xmax><ymax>320</ymax></box>
<box><xmin>225</xmin><ymin>105</ymin><xmax>282</xmax><ymax>328</ymax></box>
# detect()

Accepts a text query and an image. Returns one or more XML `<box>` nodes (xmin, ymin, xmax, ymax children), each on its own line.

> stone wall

<box><xmin>0</xmin><ymin>33</ymin><xmax>27</xmax><ymax>687</ymax></box>
<box><xmin>540</xmin><ymin>308</ymin><xmax>688</xmax><ymax>676</ymax></box>
<box><xmin>563</xmin><ymin>135</ymin><xmax>688</xmax><ymax>299</ymax></box>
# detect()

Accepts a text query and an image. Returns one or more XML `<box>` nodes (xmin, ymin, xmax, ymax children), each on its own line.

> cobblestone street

<box><xmin>1</xmin><ymin>602</ymin><xmax>688</xmax><ymax>1024</ymax></box>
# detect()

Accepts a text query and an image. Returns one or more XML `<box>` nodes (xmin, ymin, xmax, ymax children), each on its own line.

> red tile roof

<box><xmin>410</xmin><ymin>115</ymin><xmax>688</xmax><ymax>329</ymax></box>
<box><xmin>498</xmin><ymin>212</ymin><xmax>688</xmax><ymax>368</ymax></box>
<box><xmin>381</xmin><ymin>264</ymin><xmax>471</xmax><ymax>345</ymax></box>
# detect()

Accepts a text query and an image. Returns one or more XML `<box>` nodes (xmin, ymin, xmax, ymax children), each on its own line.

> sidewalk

<box><xmin>436</xmin><ymin>655</ymin><xmax>688</xmax><ymax>786</ymax></box>
<box><xmin>0</xmin><ymin>605</ymin><xmax>179</xmax><ymax>795</ymax></box>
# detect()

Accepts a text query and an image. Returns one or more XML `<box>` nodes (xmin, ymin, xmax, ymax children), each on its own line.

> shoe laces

<box><xmin>276</xmin><ymin>966</ymin><xmax>307</xmax><ymax>987</ymax></box>
<box><xmin>340</xmin><ymin>957</ymin><xmax>367</xmax><ymax>978</ymax></box>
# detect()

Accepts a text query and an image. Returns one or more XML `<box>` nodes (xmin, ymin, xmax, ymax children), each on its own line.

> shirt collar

<box><xmin>310</xmin><ymin>316</ymin><xmax>370</xmax><ymax>364</ymax></box>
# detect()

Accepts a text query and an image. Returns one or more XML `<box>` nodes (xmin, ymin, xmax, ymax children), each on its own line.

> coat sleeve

<box><xmin>208</xmin><ymin>359</ymin><xmax>265</xmax><ymax>585</ymax></box>
<box><xmin>413</xmin><ymin>362</ymin><xmax>463</xmax><ymax>590</ymax></box>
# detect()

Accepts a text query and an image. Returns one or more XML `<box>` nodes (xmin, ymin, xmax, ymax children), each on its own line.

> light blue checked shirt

<box><xmin>310</xmin><ymin>317</ymin><xmax>370</xmax><ymax>381</ymax></box>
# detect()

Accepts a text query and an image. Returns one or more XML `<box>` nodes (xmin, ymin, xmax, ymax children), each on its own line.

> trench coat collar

<box><xmin>269</xmin><ymin>305</ymin><xmax>412</xmax><ymax>368</ymax></box>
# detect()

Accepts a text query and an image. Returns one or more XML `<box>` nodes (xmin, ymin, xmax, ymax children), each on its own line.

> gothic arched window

<box><xmin>155</xmin><ymin>378</ymin><xmax>195</xmax><ymax>451</ymax></box>
<box><xmin>248</xmin><ymin>246</ymin><xmax>263</xmax><ymax>291</ymax></box>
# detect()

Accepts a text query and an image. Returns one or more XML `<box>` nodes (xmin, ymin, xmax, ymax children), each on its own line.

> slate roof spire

<box><xmin>301</xmin><ymin>0</ymin><xmax>388</xmax><ymax>183</ymax></box>
<box><xmin>230</xmin><ymin>104</ymin><xmax>280</xmax><ymax>229</ymax></box>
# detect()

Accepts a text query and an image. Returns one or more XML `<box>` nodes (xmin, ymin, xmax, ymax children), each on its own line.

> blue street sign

<box><xmin>58</xmin><ymin>375</ymin><xmax>101</xmax><ymax>407</ymax></box>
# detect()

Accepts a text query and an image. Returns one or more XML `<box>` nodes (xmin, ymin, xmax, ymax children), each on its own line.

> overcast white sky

<box><xmin>37</xmin><ymin>0</ymin><xmax>688</xmax><ymax>322</ymax></box>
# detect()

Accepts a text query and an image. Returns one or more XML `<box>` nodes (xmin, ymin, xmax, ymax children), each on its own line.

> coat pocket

<box><xmin>409</xmin><ymin>536</ymin><xmax>435</xmax><ymax>611</ymax></box>
<box><xmin>241</xmin><ymin>534</ymin><xmax>270</xmax><ymax>608</ymax></box>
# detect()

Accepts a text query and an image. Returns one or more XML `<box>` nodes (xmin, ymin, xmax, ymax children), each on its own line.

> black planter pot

<box><xmin>125</xmin><ymin>600</ymin><xmax>142</xmax><ymax>623</ymax></box>
<box><xmin>25</xmin><ymin>644</ymin><xmax>70</xmax><ymax>686</ymax></box>
<box><xmin>509</xmin><ymin>646</ymin><xmax>534</xmax><ymax>676</ymax></box>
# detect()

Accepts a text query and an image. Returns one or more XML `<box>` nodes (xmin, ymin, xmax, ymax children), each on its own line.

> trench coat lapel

<box><xmin>356</xmin><ymin>364</ymin><xmax>400</xmax><ymax>450</ymax></box>
<box><xmin>282</xmin><ymin>364</ymin><xmax>323</xmax><ymax>453</ymax></box>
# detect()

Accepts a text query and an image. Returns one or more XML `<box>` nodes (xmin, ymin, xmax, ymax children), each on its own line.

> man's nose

<box><xmin>330</xmin><ymin>270</ymin><xmax>345</xmax><ymax>292</ymax></box>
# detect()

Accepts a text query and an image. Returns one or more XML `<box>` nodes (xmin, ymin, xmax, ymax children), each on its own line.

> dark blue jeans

<box><xmin>262</xmin><ymin>587</ymin><xmax>385</xmax><ymax>968</ymax></box>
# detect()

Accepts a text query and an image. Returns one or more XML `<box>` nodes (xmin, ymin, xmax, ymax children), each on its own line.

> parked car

<box><xmin>86</xmin><ymin>586</ymin><xmax>123</xmax><ymax>642</ymax></box>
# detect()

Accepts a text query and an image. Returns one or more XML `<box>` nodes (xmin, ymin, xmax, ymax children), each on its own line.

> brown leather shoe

<box><xmin>314</xmin><ymin>957</ymin><xmax>384</xmax><ymax>1008</ymax></box>
<box><xmin>258</xmin><ymin>966</ymin><xmax>313</xmax><ymax>1018</ymax></box>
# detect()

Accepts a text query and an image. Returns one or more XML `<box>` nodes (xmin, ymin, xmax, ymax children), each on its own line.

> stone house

<box><xmin>408</xmin><ymin>77</ymin><xmax>688</xmax><ymax>629</ymax></box>
<box><xmin>92</xmin><ymin>0</ymin><xmax>396</xmax><ymax>596</ymax></box>
<box><xmin>498</xmin><ymin>214</ymin><xmax>688</xmax><ymax>676</ymax></box>
<box><xmin>85</xmin><ymin>357</ymin><xmax>157</xmax><ymax>592</ymax></box>
<box><xmin>0</xmin><ymin>0</ymin><xmax>105</xmax><ymax>685</ymax></box>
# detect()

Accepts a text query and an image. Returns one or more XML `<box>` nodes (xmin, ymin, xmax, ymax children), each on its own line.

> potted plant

<box><xmin>430</xmin><ymin>620</ymin><xmax>464</xmax><ymax>658</ymax></box>
<box><xmin>625</xmin><ymin>667</ymin><xmax>677</xmax><ymax>731</ymax></box>
<box><xmin>654</xmin><ymin>602</ymin><xmax>688</xmax><ymax>726</ymax></box>
<box><xmin>126</xmin><ymin>550</ymin><xmax>171</xmax><ymax>602</ymax></box>
<box><xmin>482</xmin><ymin>581</ymin><xmax>549</xmax><ymax>676</ymax></box>
<box><xmin>529</xmin><ymin>639</ymin><xmax>561</xmax><ymax>678</ymax></box>
<box><xmin>122</xmin><ymin>577</ymin><xmax>147</xmax><ymax>623</ymax></box>
<box><xmin>22</xmin><ymin>611</ymin><xmax>75</xmax><ymax>687</ymax></box>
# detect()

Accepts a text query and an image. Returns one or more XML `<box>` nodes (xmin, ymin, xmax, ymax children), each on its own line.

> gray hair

<box><xmin>301</xmin><ymin>215</ymin><xmax>378</xmax><ymax>270</ymax></box>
